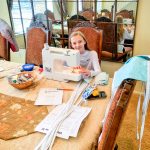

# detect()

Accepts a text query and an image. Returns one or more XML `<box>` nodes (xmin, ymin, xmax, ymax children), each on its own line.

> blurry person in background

<box><xmin>116</xmin><ymin>15</ymin><xmax>134</xmax><ymax>53</ymax></box>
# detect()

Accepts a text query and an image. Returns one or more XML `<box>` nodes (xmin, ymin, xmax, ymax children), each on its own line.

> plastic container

<box><xmin>22</xmin><ymin>64</ymin><xmax>34</xmax><ymax>71</ymax></box>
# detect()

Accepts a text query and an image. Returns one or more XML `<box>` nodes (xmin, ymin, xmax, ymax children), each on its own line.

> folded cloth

<box><xmin>94</xmin><ymin>72</ymin><xmax>109</xmax><ymax>85</ymax></box>
<box><xmin>112</xmin><ymin>56</ymin><xmax>149</xmax><ymax>91</ymax></box>
<box><xmin>111</xmin><ymin>56</ymin><xmax>147</xmax><ymax>97</ymax></box>
<box><xmin>0</xmin><ymin>19</ymin><xmax>19</xmax><ymax>52</ymax></box>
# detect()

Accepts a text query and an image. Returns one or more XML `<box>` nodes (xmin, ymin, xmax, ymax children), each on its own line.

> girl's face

<box><xmin>70</xmin><ymin>34</ymin><xmax>86</xmax><ymax>54</ymax></box>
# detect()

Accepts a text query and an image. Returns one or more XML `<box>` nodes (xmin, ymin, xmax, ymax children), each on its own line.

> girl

<box><xmin>116</xmin><ymin>15</ymin><xmax>134</xmax><ymax>53</ymax></box>
<box><xmin>69</xmin><ymin>31</ymin><xmax>101</xmax><ymax>78</ymax></box>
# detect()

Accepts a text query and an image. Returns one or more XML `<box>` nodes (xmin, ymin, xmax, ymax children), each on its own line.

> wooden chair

<box><xmin>69</xmin><ymin>15</ymin><xmax>88</xmax><ymax>21</ymax></box>
<box><xmin>116</xmin><ymin>9</ymin><xmax>134</xmax><ymax>20</ymax></box>
<box><xmin>0</xmin><ymin>33</ymin><xmax>10</xmax><ymax>61</ymax></box>
<box><xmin>116</xmin><ymin>9</ymin><xmax>134</xmax><ymax>24</ymax></box>
<box><xmin>26</xmin><ymin>27</ymin><xmax>51</xmax><ymax>66</ymax></box>
<box><xmin>69</xmin><ymin>22</ymin><xmax>103</xmax><ymax>62</ymax></box>
<box><xmin>67</xmin><ymin>20</ymin><xmax>85</xmax><ymax>32</ymax></box>
<box><xmin>96</xmin><ymin>22</ymin><xmax>128</xmax><ymax>62</ymax></box>
<box><xmin>98</xmin><ymin>79</ymin><xmax>136</xmax><ymax>150</ymax></box>
<box><xmin>98</xmin><ymin>9</ymin><xmax>112</xmax><ymax>20</ymax></box>
<box><xmin>79</xmin><ymin>9</ymin><xmax>95</xmax><ymax>21</ymax></box>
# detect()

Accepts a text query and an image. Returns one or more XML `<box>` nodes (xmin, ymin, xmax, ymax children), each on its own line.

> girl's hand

<box><xmin>73</xmin><ymin>66</ymin><xmax>82</xmax><ymax>70</ymax></box>
<box><xmin>72</xmin><ymin>66</ymin><xmax>82</xmax><ymax>73</ymax></box>
<box><xmin>79</xmin><ymin>69</ymin><xmax>91</xmax><ymax>78</ymax></box>
<box><xmin>72</xmin><ymin>66</ymin><xmax>91</xmax><ymax>78</ymax></box>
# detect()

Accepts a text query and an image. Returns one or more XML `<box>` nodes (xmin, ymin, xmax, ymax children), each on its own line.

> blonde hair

<box><xmin>69</xmin><ymin>31</ymin><xmax>90</xmax><ymax>50</ymax></box>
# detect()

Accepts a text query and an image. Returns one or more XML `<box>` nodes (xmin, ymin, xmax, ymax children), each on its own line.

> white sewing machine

<box><xmin>42</xmin><ymin>45</ymin><xmax>82</xmax><ymax>82</ymax></box>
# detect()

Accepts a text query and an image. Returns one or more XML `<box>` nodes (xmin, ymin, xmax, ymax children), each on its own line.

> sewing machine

<box><xmin>42</xmin><ymin>45</ymin><xmax>82</xmax><ymax>82</ymax></box>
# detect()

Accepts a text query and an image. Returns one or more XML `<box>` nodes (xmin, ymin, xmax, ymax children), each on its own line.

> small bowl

<box><xmin>8</xmin><ymin>72</ymin><xmax>35</xmax><ymax>89</ymax></box>
<box><xmin>22</xmin><ymin>64</ymin><xmax>34</xmax><ymax>71</ymax></box>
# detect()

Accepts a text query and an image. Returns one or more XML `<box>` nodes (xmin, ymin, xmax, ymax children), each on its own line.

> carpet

<box><xmin>116</xmin><ymin>93</ymin><xmax>150</xmax><ymax>150</ymax></box>
<box><xmin>0</xmin><ymin>93</ymin><xmax>48</xmax><ymax>140</ymax></box>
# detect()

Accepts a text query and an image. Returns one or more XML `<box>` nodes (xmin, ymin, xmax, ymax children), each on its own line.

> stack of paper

<box><xmin>35</xmin><ymin>104</ymin><xmax>91</xmax><ymax>139</ymax></box>
<box><xmin>34</xmin><ymin>88</ymin><xmax>63</xmax><ymax>105</ymax></box>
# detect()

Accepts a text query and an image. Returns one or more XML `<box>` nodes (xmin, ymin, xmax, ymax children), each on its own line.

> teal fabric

<box><xmin>113</xmin><ymin>56</ymin><xmax>149</xmax><ymax>89</ymax></box>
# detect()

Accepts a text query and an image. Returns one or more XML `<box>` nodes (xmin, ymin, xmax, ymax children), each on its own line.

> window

<box><xmin>78</xmin><ymin>1</ymin><xmax>82</xmax><ymax>11</ymax></box>
<box><xmin>10</xmin><ymin>0</ymin><xmax>53</xmax><ymax>35</ymax></box>
<box><xmin>97</xmin><ymin>1</ymin><xmax>102</xmax><ymax>12</ymax></box>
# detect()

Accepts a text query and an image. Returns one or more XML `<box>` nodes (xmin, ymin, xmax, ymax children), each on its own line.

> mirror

<box><xmin>50</xmin><ymin>0</ymin><xmax>138</xmax><ymax>62</ymax></box>
<box><xmin>8</xmin><ymin>0</ymin><xmax>138</xmax><ymax>62</ymax></box>
<box><xmin>65</xmin><ymin>0</ymin><xmax>139</xmax><ymax>62</ymax></box>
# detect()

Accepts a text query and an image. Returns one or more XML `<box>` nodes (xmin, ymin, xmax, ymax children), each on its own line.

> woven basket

<box><xmin>8</xmin><ymin>72</ymin><xmax>35</xmax><ymax>89</ymax></box>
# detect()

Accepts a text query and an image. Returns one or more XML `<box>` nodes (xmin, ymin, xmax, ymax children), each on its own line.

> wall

<box><xmin>0</xmin><ymin>0</ymin><xmax>10</xmax><ymax>25</ymax></box>
<box><xmin>133</xmin><ymin>0</ymin><xmax>150</xmax><ymax>55</ymax></box>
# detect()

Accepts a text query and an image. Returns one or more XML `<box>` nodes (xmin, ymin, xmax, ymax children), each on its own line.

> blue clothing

<box><xmin>112</xmin><ymin>55</ymin><xmax>150</xmax><ymax>91</ymax></box>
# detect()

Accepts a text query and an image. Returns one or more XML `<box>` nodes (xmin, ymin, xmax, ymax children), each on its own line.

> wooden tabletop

<box><xmin>0</xmin><ymin>60</ymin><xmax>112</xmax><ymax>150</ymax></box>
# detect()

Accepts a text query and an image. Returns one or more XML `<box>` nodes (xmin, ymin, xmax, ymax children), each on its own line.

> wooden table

<box><xmin>0</xmin><ymin>60</ymin><xmax>112</xmax><ymax>150</ymax></box>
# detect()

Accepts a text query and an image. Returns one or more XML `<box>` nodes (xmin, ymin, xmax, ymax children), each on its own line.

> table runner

<box><xmin>0</xmin><ymin>93</ymin><xmax>48</xmax><ymax>140</ymax></box>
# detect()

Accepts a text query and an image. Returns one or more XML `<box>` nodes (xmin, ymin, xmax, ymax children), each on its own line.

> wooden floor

<box><xmin>116</xmin><ymin>93</ymin><xmax>150</xmax><ymax>150</ymax></box>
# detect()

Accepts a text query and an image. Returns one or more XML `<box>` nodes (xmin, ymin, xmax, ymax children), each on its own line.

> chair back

<box><xmin>96</xmin><ymin>22</ymin><xmax>128</xmax><ymax>62</ymax></box>
<box><xmin>69</xmin><ymin>22</ymin><xmax>103</xmax><ymax>62</ymax></box>
<box><xmin>98</xmin><ymin>79</ymin><xmax>136</xmax><ymax>150</ymax></box>
<box><xmin>0</xmin><ymin>33</ymin><xmax>10</xmax><ymax>61</ymax></box>
<box><xmin>98</xmin><ymin>9</ymin><xmax>112</xmax><ymax>19</ymax></box>
<box><xmin>96</xmin><ymin>22</ymin><xmax>117</xmax><ymax>54</ymax></box>
<box><xmin>116</xmin><ymin>9</ymin><xmax>134</xmax><ymax>20</ymax></box>
<box><xmin>69</xmin><ymin>15</ymin><xmax>88</xmax><ymax>21</ymax></box>
<box><xmin>26</xmin><ymin>27</ymin><xmax>51</xmax><ymax>66</ymax></box>
<box><xmin>80</xmin><ymin>9</ymin><xmax>95</xmax><ymax>21</ymax></box>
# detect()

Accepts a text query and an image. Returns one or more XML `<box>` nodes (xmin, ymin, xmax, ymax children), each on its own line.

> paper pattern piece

<box><xmin>0</xmin><ymin>67</ymin><xmax>4</xmax><ymax>72</ymax></box>
<box><xmin>35</xmin><ymin>104</ymin><xmax>91</xmax><ymax>139</ymax></box>
<box><xmin>35</xmin><ymin>88</ymin><xmax>63</xmax><ymax>105</ymax></box>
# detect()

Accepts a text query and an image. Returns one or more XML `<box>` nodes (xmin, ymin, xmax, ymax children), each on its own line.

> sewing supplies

<box><xmin>82</xmin><ymin>84</ymin><xmax>107</xmax><ymax>100</ymax></box>
<box><xmin>56</xmin><ymin>88</ymin><xmax>74</xmax><ymax>91</ymax></box>
<box><xmin>87</xmin><ymin>91</ymin><xmax>107</xmax><ymax>100</ymax></box>
<box><xmin>8</xmin><ymin>72</ymin><xmax>34</xmax><ymax>89</ymax></box>
<box><xmin>82</xmin><ymin>84</ymin><xmax>97</xmax><ymax>99</ymax></box>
